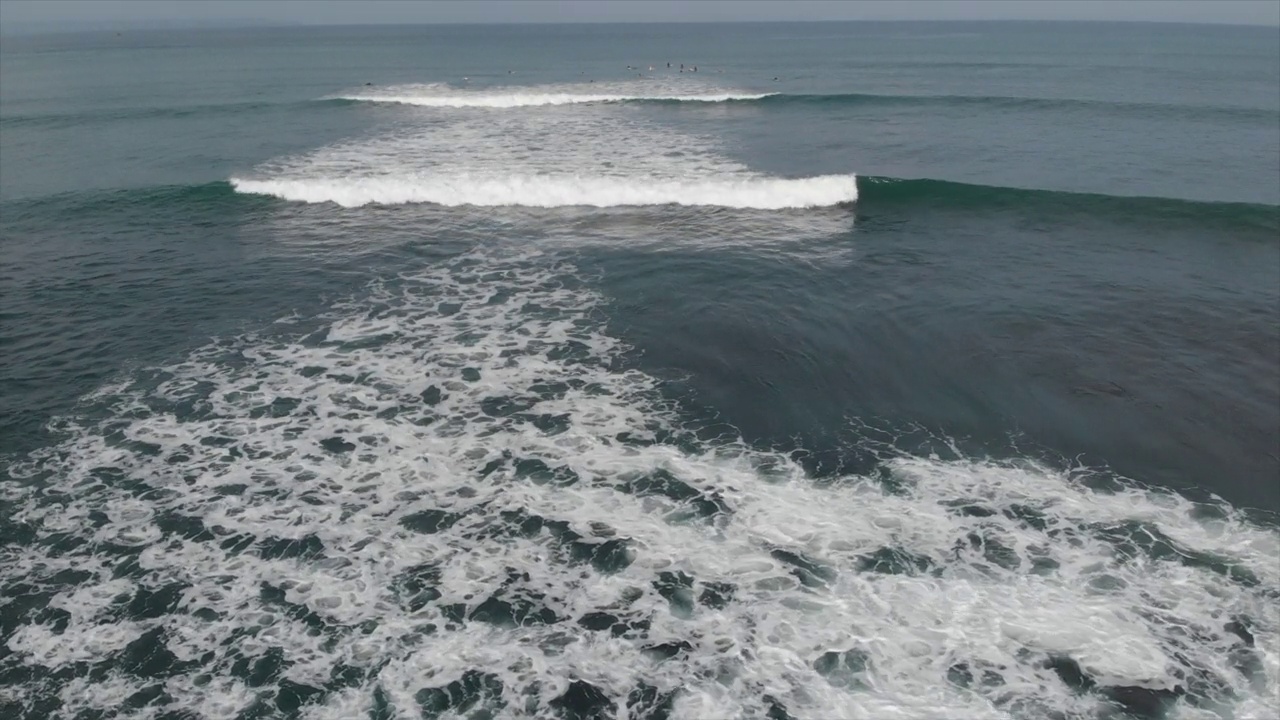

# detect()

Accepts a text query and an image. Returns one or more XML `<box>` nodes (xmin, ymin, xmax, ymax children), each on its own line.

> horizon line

<box><xmin>4</xmin><ymin>17</ymin><xmax>1278</xmax><ymax>37</ymax></box>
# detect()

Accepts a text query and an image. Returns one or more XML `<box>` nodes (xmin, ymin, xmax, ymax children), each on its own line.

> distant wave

<box><xmin>0</xmin><ymin>100</ymin><xmax>300</xmax><ymax>130</ymax></box>
<box><xmin>228</xmin><ymin>174</ymin><xmax>858</xmax><ymax>209</ymax></box>
<box><xmin>332</xmin><ymin>89</ymin><xmax>778</xmax><ymax>108</ymax></box>
<box><xmin>328</xmin><ymin>86</ymin><xmax>1276</xmax><ymax>119</ymax></box>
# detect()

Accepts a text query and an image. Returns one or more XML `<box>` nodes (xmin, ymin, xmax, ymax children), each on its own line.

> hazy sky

<box><xmin>2</xmin><ymin>0</ymin><xmax>1278</xmax><ymax>29</ymax></box>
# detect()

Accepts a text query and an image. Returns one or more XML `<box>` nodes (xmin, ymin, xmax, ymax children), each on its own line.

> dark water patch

<box><xmin>125</xmin><ymin>582</ymin><xmax>188</xmax><ymax>620</ymax></box>
<box><xmin>814</xmin><ymin>648</ymin><xmax>872</xmax><ymax>690</ymax></box>
<box><xmin>1046</xmin><ymin>655</ymin><xmax>1095</xmax><ymax>693</ymax></box>
<box><xmin>400</xmin><ymin>509</ymin><xmax>462</xmax><ymax>535</ymax></box>
<box><xmin>392</xmin><ymin>563</ymin><xmax>442</xmax><ymax>612</ymax></box>
<box><xmin>1101</xmin><ymin>685</ymin><xmax>1184</xmax><ymax>720</ymax></box>
<box><xmin>959</xmin><ymin>531</ymin><xmax>1022</xmax><ymax>570</ymax></box>
<box><xmin>551</xmin><ymin>680</ymin><xmax>615</xmax><ymax>720</ymax></box>
<box><xmin>419</xmin><ymin>385</ymin><xmax>444</xmax><ymax>405</ymax></box>
<box><xmin>1225</xmin><ymin>616</ymin><xmax>1255</xmax><ymax>647</ymax></box>
<box><xmin>480</xmin><ymin>394</ymin><xmax>535</xmax><ymax>417</ymax></box>
<box><xmin>417</xmin><ymin>670</ymin><xmax>505</xmax><ymax>719</ymax></box>
<box><xmin>625</xmin><ymin>683</ymin><xmax>676</xmax><ymax>720</ymax></box>
<box><xmin>257</xmin><ymin>534</ymin><xmax>327</xmax><ymax>561</ymax></box>
<box><xmin>697</xmin><ymin>581</ymin><xmax>735</xmax><ymax>609</ymax></box>
<box><xmin>469</xmin><ymin>592</ymin><xmax>560</xmax><ymax>627</ymax></box>
<box><xmin>275</xmin><ymin>679</ymin><xmax>327</xmax><ymax>713</ymax></box>
<box><xmin>1092</xmin><ymin>520</ymin><xmax>1260</xmax><ymax>587</ymax></box>
<box><xmin>652</xmin><ymin>571</ymin><xmax>695</xmax><ymax>618</ymax></box>
<box><xmin>230</xmin><ymin>647</ymin><xmax>287</xmax><ymax>688</ymax></box>
<box><xmin>248</xmin><ymin>396</ymin><xmax>301</xmax><ymax>419</ymax></box>
<box><xmin>480</xmin><ymin>508</ymin><xmax>634</xmax><ymax>574</ymax></box>
<box><xmin>614</xmin><ymin>469</ymin><xmax>729</xmax><ymax>522</ymax></box>
<box><xmin>153</xmin><ymin>512</ymin><xmax>216</xmax><ymax>542</ymax></box>
<box><xmin>764</xmin><ymin>695</ymin><xmax>796</xmax><ymax>720</ymax></box>
<box><xmin>576</xmin><ymin>611</ymin><xmax>618</xmax><ymax>631</ymax></box>
<box><xmin>259</xmin><ymin>582</ymin><xmax>329</xmax><ymax>634</ymax></box>
<box><xmin>946</xmin><ymin>661</ymin><xmax>1004</xmax><ymax>691</ymax></box>
<box><xmin>855</xmin><ymin>547</ymin><xmax>935</xmax><ymax>576</ymax></box>
<box><xmin>769</xmin><ymin>548</ymin><xmax>837</xmax><ymax>588</ymax></box>
<box><xmin>644</xmin><ymin>641</ymin><xmax>693</xmax><ymax>661</ymax></box>
<box><xmin>119</xmin><ymin>627</ymin><xmax>200</xmax><ymax>679</ymax></box>
<box><xmin>125</xmin><ymin>683</ymin><xmax>170</xmax><ymax>709</ymax></box>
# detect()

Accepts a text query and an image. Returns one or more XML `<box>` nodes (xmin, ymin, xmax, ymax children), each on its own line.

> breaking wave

<box><xmin>229</xmin><ymin>174</ymin><xmax>858</xmax><ymax>209</ymax></box>
<box><xmin>331</xmin><ymin>81</ymin><xmax>776</xmax><ymax>108</ymax></box>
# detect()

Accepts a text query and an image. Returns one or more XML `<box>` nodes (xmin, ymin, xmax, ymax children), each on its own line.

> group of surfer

<box><xmin>361</xmin><ymin>60</ymin><xmax>784</xmax><ymax>87</ymax></box>
<box><xmin>623</xmin><ymin>62</ymin><xmax>697</xmax><ymax>72</ymax></box>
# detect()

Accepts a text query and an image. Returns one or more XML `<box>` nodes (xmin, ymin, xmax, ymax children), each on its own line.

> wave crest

<box><xmin>332</xmin><ymin>82</ymin><xmax>777</xmax><ymax>108</ymax></box>
<box><xmin>230</xmin><ymin>174</ymin><xmax>858</xmax><ymax>209</ymax></box>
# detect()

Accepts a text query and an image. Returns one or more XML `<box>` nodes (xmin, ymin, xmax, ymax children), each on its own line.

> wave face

<box><xmin>858</xmin><ymin>176</ymin><xmax>1280</xmax><ymax>232</ymax></box>
<box><xmin>757</xmin><ymin>92</ymin><xmax>1279</xmax><ymax>120</ymax></box>
<box><xmin>332</xmin><ymin>81</ymin><xmax>777</xmax><ymax>108</ymax></box>
<box><xmin>231</xmin><ymin>104</ymin><xmax>853</xmax><ymax>210</ymax></box>
<box><xmin>3</xmin><ymin>248</ymin><xmax>1276</xmax><ymax>720</ymax></box>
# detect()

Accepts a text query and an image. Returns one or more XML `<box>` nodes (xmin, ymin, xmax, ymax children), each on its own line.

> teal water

<box><xmin>1</xmin><ymin>22</ymin><xmax>1278</xmax><ymax>720</ymax></box>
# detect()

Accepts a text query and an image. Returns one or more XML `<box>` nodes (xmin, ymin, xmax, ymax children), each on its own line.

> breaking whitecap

<box><xmin>230</xmin><ymin>106</ymin><xmax>857</xmax><ymax>210</ymax></box>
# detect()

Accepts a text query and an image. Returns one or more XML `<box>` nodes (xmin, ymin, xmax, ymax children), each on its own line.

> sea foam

<box><xmin>2</xmin><ymin>247</ymin><xmax>1276</xmax><ymax>720</ymax></box>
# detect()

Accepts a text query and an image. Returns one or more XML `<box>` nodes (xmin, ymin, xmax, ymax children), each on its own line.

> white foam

<box><xmin>232</xmin><ymin>98</ymin><xmax>855</xmax><ymax>211</ymax></box>
<box><xmin>3</xmin><ymin>247</ymin><xmax>1276</xmax><ymax>720</ymax></box>
<box><xmin>333</xmin><ymin>81</ymin><xmax>777</xmax><ymax>108</ymax></box>
<box><xmin>230</xmin><ymin>173</ymin><xmax>858</xmax><ymax>209</ymax></box>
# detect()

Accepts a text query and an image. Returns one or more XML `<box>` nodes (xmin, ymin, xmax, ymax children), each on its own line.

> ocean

<box><xmin>0</xmin><ymin>20</ymin><xmax>1277</xmax><ymax>720</ymax></box>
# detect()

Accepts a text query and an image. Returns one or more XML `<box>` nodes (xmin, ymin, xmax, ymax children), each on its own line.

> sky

<box><xmin>1</xmin><ymin>0</ymin><xmax>1278</xmax><ymax>31</ymax></box>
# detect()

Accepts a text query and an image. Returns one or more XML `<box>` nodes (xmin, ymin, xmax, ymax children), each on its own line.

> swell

<box><xmin>326</xmin><ymin>89</ymin><xmax>1277</xmax><ymax>121</ymax></box>
<box><xmin>857</xmin><ymin>176</ymin><xmax>1280</xmax><ymax>233</ymax></box>
<box><xmin>7</xmin><ymin>91</ymin><xmax>1267</xmax><ymax>130</ymax></box>
<box><xmin>752</xmin><ymin>92</ymin><xmax>1279</xmax><ymax>122</ymax></box>
<box><xmin>0</xmin><ymin>181</ymin><xmax>266</xmax><ymax>224</ymax></box>
<box><xmin>0</xmin><ymin>99</ymin><xmax>318</xmax><ymax>130</ymax></box>
<box><xmin>4</xmin><ymin>178</ymin><xmax>1275</xmax><ymax>235</ymax></box>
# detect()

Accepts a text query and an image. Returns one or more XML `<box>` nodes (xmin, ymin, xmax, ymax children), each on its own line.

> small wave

<box><xmin>229</xmin><ymin>174</ymin><xmax>857</xmax><ymax>209</ymax></box>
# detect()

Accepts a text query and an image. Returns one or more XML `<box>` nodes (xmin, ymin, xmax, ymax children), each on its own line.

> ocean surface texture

<box><xmin>1</xmin><ymin>21</ymin><xmax>1278</xmax><ymax>720</ymax></box>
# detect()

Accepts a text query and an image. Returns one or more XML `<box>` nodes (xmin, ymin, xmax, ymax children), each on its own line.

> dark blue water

<box><xmin>1</xmin><ymin>22</ymin><xmax>1277</xmax><ymax>720</ymax></box>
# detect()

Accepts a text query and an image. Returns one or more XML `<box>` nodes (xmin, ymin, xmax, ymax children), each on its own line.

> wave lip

<box><xmin>229</xmin><ymin>173</ymin><xmax>858</xmax><ymax>209</ymax></box>
<box><xmin>332</xmin><ymin>82</ymin><xmax>778</xmax><ymax>108</ymax></box>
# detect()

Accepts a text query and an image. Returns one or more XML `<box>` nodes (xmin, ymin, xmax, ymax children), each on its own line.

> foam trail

<box><xmin>333</xmin><ymin>81</ymin><xmax>777</xmax><ymax>108</ymax></box>
<box><xmin>1</xmin><ymin>248</ymin><xmax>1276</xmax><ymax>720</ymax></box>
<box><xmin>230</xmin><ymin>174</ymin><xmax>859</xmax><ymax>209</ymax></box>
